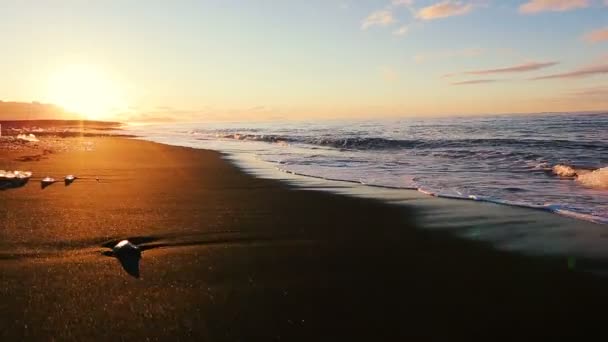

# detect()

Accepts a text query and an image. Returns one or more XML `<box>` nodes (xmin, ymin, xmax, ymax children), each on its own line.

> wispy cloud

<box><xmin>583</xmin><ymin>27</ymin><xmax>608</xmax><ymax>43</ymax></box>
<box><xmin>416</xmin><ymin>1</ymin><xmax>474</xmax><ymax>20</ymax></box>
<box><xmin>519</xmin><ymin>0</ymin><xmax>589</xmax><ymax>14</ymax></box>
<box><xmin>462</xmin><ymin>61</ymin><xmax>559</xmax><ymax>75</ymax></box>
<box><xmin>393</xmin><ymin>25</ymin><xmax>409</xmax><ymax>36</ymax></box>
<box><xmin>451</xmin><ymin>79</ymin><xmax>497</xmax><ymax>85</ymax></box>
<box><xmin>444</xmin><ymin>61</ymin><xmax>558</xmax><ymax>78</ymax></box>
<box><xmin>533</xmin><ymin>62</ymin><xmax>608</xmax><ymax>80</ymax></box>
<box><xmin>361</xmin><ymin>10</ymin><xmax>396</xmax><ymax>29</ymax></box>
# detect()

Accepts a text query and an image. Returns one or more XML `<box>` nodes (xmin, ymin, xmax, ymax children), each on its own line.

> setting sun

<box><xmin>46</xmin><ymin>65</ymin><xmax>125</xmax><ymax>120</ymax></box>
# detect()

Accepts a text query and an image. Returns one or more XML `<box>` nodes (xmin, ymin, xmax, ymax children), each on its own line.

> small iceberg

<box><xmin>41</xmin><ymin>176</ymin><xmax>55</xmax><ymax>184</ymax></box>
<box><xmin>16</xmin><ymin>133</ymin><xmax>39</xmax><ymax>142</ymax></box>
<box><xmin>0</xmin><ymin>170</ymin><xmax>32</xmax><ymax>189</ymax></box>
<box><xmin>64</xmin><ymin>174</ymin><xmax>77</xmax><ymax>186</ymax></box>
<box><xmin>41</xmin><ymin>176</ymin><xmax>56</xmax><ymax>189</ymax></box>
<box><xmin>15</xmin><ymin>171</ymin><xmax>32</xmax><ymax>180</ymax></box>
<box><xmin>0</xmin><ymin>170</ymin><xmax>32</xmax><ymax>182</ymax></box>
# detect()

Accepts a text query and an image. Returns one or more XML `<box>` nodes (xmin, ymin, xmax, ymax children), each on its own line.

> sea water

<box><xmin>126</xmin><ymin>113</ymin><xmax>607</xmax><ymax>225</ymax></box>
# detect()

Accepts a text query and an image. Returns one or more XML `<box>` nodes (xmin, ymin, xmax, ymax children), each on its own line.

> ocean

<box><xmin>126</xmin><ymin>113</ymin><xmax>608</xmax><ymax>226</ymax></box>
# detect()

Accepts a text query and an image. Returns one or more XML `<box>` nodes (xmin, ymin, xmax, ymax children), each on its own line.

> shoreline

<box><xmin>214</xmin><ymin>142</ymin><xmax>608</xmax><ymax>264</ymax></box>
<box><xmin>125</xmin><ymin>122</ymin><xmax>608</xmax><ymax>227</ymax></box>
<box><xmin>1</xmin><ymin>135</ymin><xmax>608</xmax><ymax>340</ymax></box>
<box><xmin>266</xmin><ymin>161</ymin><xmax>607</xmax><ymax>224</ymax></box>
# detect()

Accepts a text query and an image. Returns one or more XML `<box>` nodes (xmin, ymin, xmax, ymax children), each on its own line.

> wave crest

<box><xmin>218</xmin><ymin>133</ymin><xmax>288</xmax><ymax>144</ymax></box>
<box><xmin>213</xmin><ymin>133</ymin><xmax>608</xmax><ymax>151</ymax></box>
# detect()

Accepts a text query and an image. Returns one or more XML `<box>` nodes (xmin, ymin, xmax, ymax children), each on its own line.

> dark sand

<box><xmin>1</xmin><ymin>137</ymin><xmax>607</xmax><ymax>340</ymax></box>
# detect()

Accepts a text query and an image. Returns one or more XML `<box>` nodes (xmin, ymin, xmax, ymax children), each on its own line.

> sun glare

<box><xmin>47</xmin><ymin>65</ymin><xmax>125</xmax><ymax>120</ymax></box>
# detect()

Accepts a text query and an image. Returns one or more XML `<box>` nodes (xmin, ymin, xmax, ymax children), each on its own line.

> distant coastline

<box><xmin>0</xmin><ymin>119</ymin><xmax>121</xmax><ymax>130</ymax></box>
<box><xmin>0</xmin><ymin>100</ymin><xmax>78</xmax><ymax>121</ymax></box>
<box><xmin>0</xmin><ymin>120</ymin><xmax>128</xmax><ymax>142</ymax></box>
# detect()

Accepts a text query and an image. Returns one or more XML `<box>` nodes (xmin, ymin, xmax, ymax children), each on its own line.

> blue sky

<box><xmin>0</xmin><ymin>0</ymin><xmax>607</xmax><ymax>121</ymax></box>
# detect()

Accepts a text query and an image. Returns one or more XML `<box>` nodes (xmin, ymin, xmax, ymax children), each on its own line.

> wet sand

<box><xmin>1</xmin><ymin>137</ymin><xmax>607</xmax><ymax>340</ymax></box>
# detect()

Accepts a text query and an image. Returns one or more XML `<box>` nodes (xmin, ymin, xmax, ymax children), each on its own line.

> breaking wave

<box><xmin>210</xmin><ymin>132</ymin><xmax>608</xmax><ymax>152</ymax></box>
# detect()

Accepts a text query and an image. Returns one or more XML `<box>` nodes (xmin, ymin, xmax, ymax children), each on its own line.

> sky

<box><xmin>0</xmin><ymin>0</ymin><xmax>607</xmax><ymax>122</ymax></box>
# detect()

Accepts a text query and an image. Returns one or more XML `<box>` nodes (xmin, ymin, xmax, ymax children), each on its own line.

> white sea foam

<box><xmin>16</xmin><ymin>133</ymin><xmax>39</xmax><ymax>142</ymax></box>
<box><xmin>577</xmin><ymin>167</ymin><xmax>608</xmax><ymax>190</ymax></box>
<box><xmin>553</xmin><ymin>165</ymin><xmax>608</xmax><ymax>190</ymax></box>
<box><xmin>552</xmin><ymin>164</ymin><xmax>577</xmax><ymax>177</ymax></box>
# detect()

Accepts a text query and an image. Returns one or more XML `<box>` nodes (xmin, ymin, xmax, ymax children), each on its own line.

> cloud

<box><xmin>451</xmin><ymin>79</ymin><xmax>497</xmax><ymax>85</ymax></box>
<box><xmin>393</xmin><ymin>25</ymin><xmax>409</xmax><ymax>36</ymax></box>
<box><xmin>533</xmin><ymin>62</ymin><xmax>608</xmax><ymax>80</ymax></box>
<box><xmin>416</xmin><ymin>1</ymin><xmax>474</xmax><ymax>20</ymax></box>
<box><xmin>583</xmin><ymin>27</ymin><xmax>608</xmax><ymax>43</ymax></box>
<box><xmin>519</xmin><ymin>0</ymin><xmax>589</xmax><ymax>14</ymax></box>
<box><xmin>361</xmin><ymin>10</ymin><xmax>396</xmax><ymax>29</ymax></box>
<box><xmin>462</xmin><ymin>61</ymin><xmax>558</xmax><ymax>75</ymax></box>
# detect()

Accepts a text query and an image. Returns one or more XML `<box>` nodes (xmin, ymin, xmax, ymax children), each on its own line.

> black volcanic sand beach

<box><xmin>1</xmin><ymin>137</ymin><xmax>607</xmax><ymax>340</ymax></box>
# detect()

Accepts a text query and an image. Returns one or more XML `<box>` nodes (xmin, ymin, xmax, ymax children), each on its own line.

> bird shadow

<box><xmin>101</xmin><ymin>237</ymin><xmax>160</xmax><ymax>278</ymax></box>
<box><xmin>102</xmin><ymin>249</ymin><xmax>141</xmax><ymax>278</ymax></box>
<box><xmin>99</xmin><ymin>234</ymin><xmax>269</xmax><ymax>278</ymax></box>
